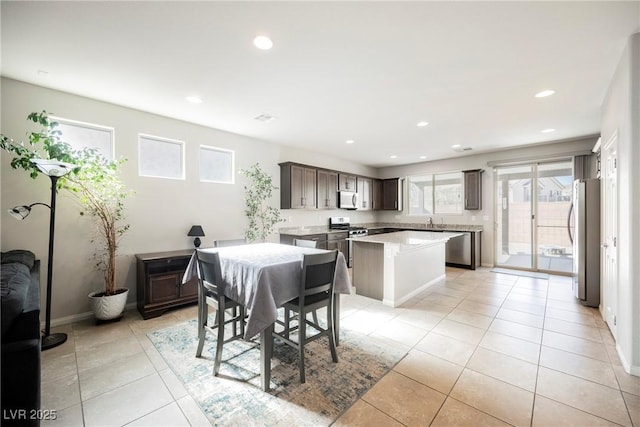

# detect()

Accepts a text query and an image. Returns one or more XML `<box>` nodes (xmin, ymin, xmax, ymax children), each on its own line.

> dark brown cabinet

<box><xmin>382</xmin><ymin>178</ymin><xmax>401</xmax><ymax>210</ymax></box>
<box><xmin>464</xmin><ymin>169</ymin><xmax>484</xmax><ymax>210</ymax></box>
<box><xmin>280</xmin><ymin>163</ymin><xmax>317</xmax><ymax>209</ymax></box>
<box><xmin>338</xmin><ymin>173</ymin><xmax>357</xmax><ymax>191</ymax></box>
<box><xmin>280</xmin><ymin>161</ymin><xmax>396</xmax><ymax>212</ymax></box>
<box><xmin>327</xmin><ymin>231</ymin><xmax>348</xmax><ymax>256</ymax></box>
<box><xmin>371</xmin><ymin>179</ymin><xmax>383</xmax><ymax>210</ymax></box>
<box><xmin>356</xmin><ymin>177</ymin><xmax>373</xmax><ymax>210</ymax></box>
<box><xmin>317</xmin><ymin>169</ymin><xmax>339</xmax><ymax>209</ymax></box>
<box><xmin>136</xmin><ymin>250</ymin><xmax>198</xmax><ymax>319</ymax></box>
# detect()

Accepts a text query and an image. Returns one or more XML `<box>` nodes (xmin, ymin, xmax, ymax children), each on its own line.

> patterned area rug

<box><xmin>148</xmin><ymin>318</ymin><xmax>407</xmax><ymax>426</ymax></box>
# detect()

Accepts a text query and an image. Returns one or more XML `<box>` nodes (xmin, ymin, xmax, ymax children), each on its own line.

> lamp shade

<box><xmin>187</xmin><ymin>225</ymin><xmax>205</xmax><ymax>237</ymax></box>
<box><xmin>32</xmin><ymin>159</ymin><xmax>77</xmax><ymax>177</ymax></box>
<box><xmin>8</xmin><ymin>206</ymin><xmax>31</xmax><ymax>220</ymax></box>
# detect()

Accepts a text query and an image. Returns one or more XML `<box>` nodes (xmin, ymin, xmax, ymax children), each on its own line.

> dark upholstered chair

<box><xmin>273</xmin><ymin>250</ymin><xmax>339</xmax><ymax>383</ymax></box>
<box><xmin>213</xmin><ymin>239</ymin><xmax>247</xmax><ymax>248</ymax></box>
<box><xmin>195</xmin><ymin>250</ymin><xmax>245</xmax><ymax>376</ymax></box>
<box><xmin>293</xmin><ymin>238</ymin><xmax>317</xmax><ymax>248</ymax></box>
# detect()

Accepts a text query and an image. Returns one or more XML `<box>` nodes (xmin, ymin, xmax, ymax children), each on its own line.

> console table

<box><xmin>136</xmin><ymin>249</ymin><xmax>198</xmax><ymax>319</ymax></box>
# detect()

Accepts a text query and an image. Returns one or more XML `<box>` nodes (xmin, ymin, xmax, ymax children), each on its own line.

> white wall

<box><xmin>0</xmin><ymin>78</ymin><xmax>376</xmax><ymax>322</ymax></box>
<box><xmin>377</xmin><ymin>137</ymin><xmax>597</xmax><ymax>267</ymax></box>
<box><xmin>601</xmin><ymin>33</ymin><xmax>640</xmax><ymax>376</ymax></box>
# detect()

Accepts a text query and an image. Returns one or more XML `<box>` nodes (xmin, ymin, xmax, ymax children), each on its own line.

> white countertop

<box><xmin>349</xmin><ymin>230</ymin><xmax>463</xmax><ymax>249</ymax></box>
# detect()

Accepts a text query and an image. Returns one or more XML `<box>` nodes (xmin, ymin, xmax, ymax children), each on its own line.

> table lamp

<box><xmin>188</xmin><ymin>225</ymin><xmax>205</xmax><ymax>248</ymax></box>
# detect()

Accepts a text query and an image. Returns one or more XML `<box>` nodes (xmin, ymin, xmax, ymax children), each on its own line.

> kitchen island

<box><xmin>350</xmin><ymin>231</ymin><xmax>461</xmax><ymax>307</ymax></box>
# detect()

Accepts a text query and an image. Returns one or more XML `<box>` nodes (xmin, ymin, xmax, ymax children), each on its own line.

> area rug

<box><xmin>148</xmin><ymin>318</ymin><xmax>407</xmax><ymax>426</ymax></box>
<box><xmin>491</xmin><ymin>268</ymin><xmax>550</xmax><ymax>279</ymax></box>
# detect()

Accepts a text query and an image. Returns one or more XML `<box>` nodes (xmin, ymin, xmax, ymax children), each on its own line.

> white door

<box><xmin>603</xmin><ymin>134</ymin><xmax>618</xmax><ymax>337</ymax></box>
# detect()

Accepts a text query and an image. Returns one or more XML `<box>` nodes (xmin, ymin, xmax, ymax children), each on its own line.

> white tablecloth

<box><xmin>183</xmin><ymin>243</ymin><xmax>352</xmax><ymax>339</ymax></box>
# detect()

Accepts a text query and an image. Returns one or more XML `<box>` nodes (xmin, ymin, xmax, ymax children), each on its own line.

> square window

<box><xmin>53</xmin><ymin>117</ymin><xmax>114</xmax><ymax>160</ymax></box>
<box><xmin>138</xmin><ymin>134</ymin><xmax>184</xmax><ymax>179</ymax></box>
<box><xmin>199</xmin><ymin>145</ymin><xmax>234</xmax><ymax>184</ymax></box>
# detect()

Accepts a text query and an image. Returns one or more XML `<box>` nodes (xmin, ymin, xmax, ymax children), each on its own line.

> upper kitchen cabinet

<box><xmin>280</xmin><ymin>163</ymin><xmax>317</xmax><ymax>209</ymax></box>
<box><xmin>463</xmin><ymin>169</ymin><xmax>484</xmax><ymax>210</ymax></box>
<box><xmin>317</xmin><ymin>169</ymin><xmax>339</xmax><ymax>209</ymax></box>
<box><xmin>371</xmin><ymin>179</ymin><xmax>383</xmax><ymax>210</ymax></box>
<box><xmin>356</xmin><ymin>177</ymin><xmax>373</xmax><ymax>210</ymax></box>
<box><xmin>338</xmin><ymin>173</ymin><xmax>357</xmax><ymax>191</ymax></box>
<box><xmin>382</xmin><ymin>178</ymin><xmax>402</xmax><ymax>210</ymax></box>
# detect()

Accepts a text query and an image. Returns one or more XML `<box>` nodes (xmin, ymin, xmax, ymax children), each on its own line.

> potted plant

<box><xmin>240</xmin><ymin>163</ymin><xmax>284</xmax><ymax>242</ymax></box>
<box><xmin>1</xmin><ymin>111</ymin><xmax>131</xmax><ymax>320</ymax></box>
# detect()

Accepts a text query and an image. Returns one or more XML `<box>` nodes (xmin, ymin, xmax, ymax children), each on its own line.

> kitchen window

<box><xmin>408</xmin><ymin>171</ymin><xmax>463</xmax><ymax>215</ymax></box>
<box><xmin>52</xmin><ymin>117</ymin><xmax>114</xmax><ymax>160</ymax></box>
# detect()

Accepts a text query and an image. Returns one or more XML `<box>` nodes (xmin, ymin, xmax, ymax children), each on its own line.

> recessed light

<box><xmin>419</xmin><ymin>155</ymin><xmax>427</xmax><ymax>159</ymax></box>
<box><xmin>345</xmin><ymin>140</ymin><xmax>355</xmax><ymax>144</ymax></box>
<box><xmin>416</xmin><ymin>121</ymin><xmax>429</xmax><ymax>127</ymax></box>
<box><xmin>390</xmin><ymin>155</ymin><xmax>398</xmax><ymax>159</ymax></box>
<box><xmin>535</xmin><ymin>89</ymin><xmax>555</xmax><ymax>98</ymax></box>
<box><xmin>253</xmin><ymin>35</ymin><xmax>273</xmax><ymax>50</ymax></box>
<box><xmin>186</xmin><ymin>96</ymin><xmax>203</xmax><ymax>104</ymax></box>
<box><xmin>451</xmin><ymin>144</ymin><xmax>461</xmax><ymax>149</ymax></box>
<box><xmin>541</xmin><ymin>128</ymin><xmax>556</xmax><ymax>133</ymax></box>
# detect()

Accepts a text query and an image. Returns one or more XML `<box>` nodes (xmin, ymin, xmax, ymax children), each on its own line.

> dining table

<box><xmin>182</xmin><ymin>242</ymin><xmax>352</xmax><ymax>391</ymax></box>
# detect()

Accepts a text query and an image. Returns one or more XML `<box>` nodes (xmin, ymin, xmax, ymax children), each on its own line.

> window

<box><xmin>138</xmin><ymin>134</ymin><xmax>184</xmax><ymax>179</ymax></box>
<box><xmin>53</xmin><ymin>117</ymin><xmax>114</xmax><ymax>160</ymax></box>
<box><xmin>408</xmin><ymin>171</ymin><xmax>463</xmax><ymax>215</ymax></box>
<box><xmin>199</xmin><ymin>145</ymin><xmax>234</xmax><ymax>184</ymax></box>
<box><xmin>434</xmin><ymin>172</ymin><xmax>463</xmax><ymax>214</ymax></box>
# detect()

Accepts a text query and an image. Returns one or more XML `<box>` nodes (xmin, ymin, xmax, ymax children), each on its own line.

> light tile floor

<box><xmin>41</xmin><ymin>267</ymin><xmax>639</xmax><ymax>426</ymax></box>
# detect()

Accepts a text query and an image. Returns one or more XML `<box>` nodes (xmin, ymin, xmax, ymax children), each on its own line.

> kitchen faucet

<box><xmin>427</xmin><ymin>217</ymin><xmax>433</xmax><ymax>227</ymax></box>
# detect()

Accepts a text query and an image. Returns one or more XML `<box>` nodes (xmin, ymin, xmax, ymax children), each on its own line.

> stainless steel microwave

<box><xmin>339</xmin><ymin>191</ymin><xmax>359</xmax><ymax>210</ymax></box>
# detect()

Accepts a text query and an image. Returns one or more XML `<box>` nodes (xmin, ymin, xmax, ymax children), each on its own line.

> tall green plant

<box><xmin>240</xmin><ymin>163</ymin><xmax>284</xmax><ymax>242</ymax></box>
<box><xmin>1</xmin><ymin>111</ymin><xmax>130</xmax><ymax>295</ymax></box>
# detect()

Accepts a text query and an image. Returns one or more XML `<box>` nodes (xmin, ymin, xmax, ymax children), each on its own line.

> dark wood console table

<box><xmin>136</xmin><ymin>249</ymin><xmax>198</xmax><ymax>319</ymax></box>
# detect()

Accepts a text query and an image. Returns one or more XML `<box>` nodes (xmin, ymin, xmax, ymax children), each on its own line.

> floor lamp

<box><xmin>8</xmin><ymin>159</ymin><xmax>76</xmax><ymax>350</ymax></box>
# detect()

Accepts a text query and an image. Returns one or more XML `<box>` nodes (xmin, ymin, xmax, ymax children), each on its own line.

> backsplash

<box><xmin>278</xmin><ymin>208</ymin><xmax>377</xmax><ymax>229</ymax></box>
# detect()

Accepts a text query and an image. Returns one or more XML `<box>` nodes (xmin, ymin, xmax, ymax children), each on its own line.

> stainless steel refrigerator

<box><xmin>569</xmin><ymin>179</ymin><xmax>601</xmax><ymax>307</ymax></box>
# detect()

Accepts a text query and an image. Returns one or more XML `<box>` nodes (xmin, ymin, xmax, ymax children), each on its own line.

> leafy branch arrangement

<box><xmin>240</xmin><ymin>163</ymin><xmax>284</xmax><ymax>242</ymax></box>
<box><xmin>1</xmin><ymin>111</ymin><xmax>130</xmax><ymax>296</ymax></box>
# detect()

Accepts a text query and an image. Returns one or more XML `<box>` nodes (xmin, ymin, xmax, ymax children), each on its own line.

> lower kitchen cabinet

<box><xmin>327</xmin><ymin>231</ymin><xmax>348</xmax><ymax>255</ymax></box>
<box><xmin>136</xmin><ymin>249</ymin><xmax>198</xmax><ymax>319</ymax></box>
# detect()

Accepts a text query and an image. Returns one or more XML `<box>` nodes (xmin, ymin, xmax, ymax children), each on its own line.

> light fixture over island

<box><xmin>350</xmin><ymin>231</ymin><xmax>462</xmax><ymax>307</ymax></box>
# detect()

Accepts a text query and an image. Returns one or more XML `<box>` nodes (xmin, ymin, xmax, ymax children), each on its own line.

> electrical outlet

<box><xmin>483</xmin><ymin>215</ymin><xmax>489</xmax><ymax>221</ymax></box>
<box><xmin>471</xmin><ymin>216</ymin><xmax>476</xmax><ymax>221</ymax></box>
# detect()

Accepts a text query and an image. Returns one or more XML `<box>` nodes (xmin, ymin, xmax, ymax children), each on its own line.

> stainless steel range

<box><xmin>329</xmin><ymin>217</ymin><xmax>368</xmax><ymax>267</ymax></box>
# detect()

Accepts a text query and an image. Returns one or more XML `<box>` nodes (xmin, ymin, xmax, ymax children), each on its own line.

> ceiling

<box><xmin>2</xmin><ymin>2</ymin><xmax>639</xmax><ymax>167</ymax></box>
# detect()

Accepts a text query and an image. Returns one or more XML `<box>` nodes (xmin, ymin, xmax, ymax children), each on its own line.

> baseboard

<box><xmin>41</xmin><ymin>302</ymin><xmax>138</xmax><ymax>329</ymax></box>
<box><xmin>615</xmin><ymin>342</ymin><xmax>640</xmax><ymax>376</ymax></box>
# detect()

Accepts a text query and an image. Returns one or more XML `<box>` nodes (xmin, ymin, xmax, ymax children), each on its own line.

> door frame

<box><xmin>602</xmin><ymin>132</ymin><xmax>618</xmax><ymax>336</ymax></box>
<box><xmin>493</xmin><ymin>159</ymin><xmax>574</xmax><ymax>275</ymax></box>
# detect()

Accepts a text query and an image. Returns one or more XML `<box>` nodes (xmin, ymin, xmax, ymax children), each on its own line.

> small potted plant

<box><xmin>1</xmin><ymin>111</ymin><xmax>131</xmax><ymax>320</ymax></box>
<box><xmin>240</xmin><ymin>163</ymin><xmax>284</xmax><ymax>242</ymax></box>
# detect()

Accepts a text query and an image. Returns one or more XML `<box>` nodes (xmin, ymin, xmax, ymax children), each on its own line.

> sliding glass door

<box><xmin>494</xmin><ymin>160</ymin><xmax>573</xmax><ymax>274</ymax></box>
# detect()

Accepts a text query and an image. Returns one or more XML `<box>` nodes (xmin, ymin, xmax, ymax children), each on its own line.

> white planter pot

<box><xmin>88</xmin><ymin>288</ymin><xmax>129</xmax><ymax>320</ymax></box>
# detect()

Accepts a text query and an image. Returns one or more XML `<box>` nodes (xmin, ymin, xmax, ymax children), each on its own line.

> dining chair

<box><xmin>213</xmin><ymin>238</ymin><xmax>247</xmax><ymax>247</ymax></box>
<box><xmin>195</xmin><ymin>249</ymin><xmax>246</xmax><ymax>376</ymax></box>
<box><xmin>293</xmin><ymin>238</ymin><xmax>317</xmax><ymax>248</ymax></box>
<box><xmin>273</xmin><ymin>250</ymin><xmax>339</xmax><ymax>383</ymax></box>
